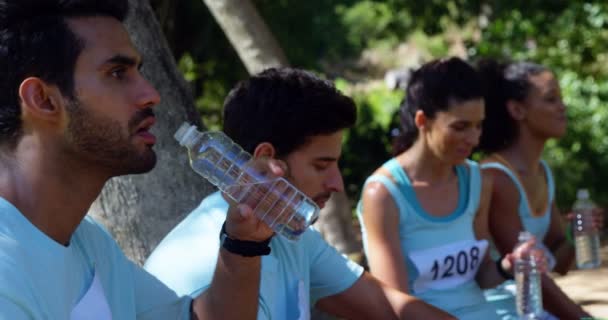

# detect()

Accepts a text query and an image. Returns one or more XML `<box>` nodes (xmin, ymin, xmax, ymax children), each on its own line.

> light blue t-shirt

<box><xmin>358</xmin><ymin>159</ymin><xmax>503</xmax><ymax>319</ymax></box>
<box><xmin>145</xmin><ymin>191</ymin><xmax>364</xmax><ymax>320</ymax></box>
<box><xmin>0</xmin><ymin>197</ymin><xmax>191</xmax><ymax>320</ymax></box>
<box><xmin>481</xmin><ymin>160</ymin><xmax>557</xmax><ymax>320</ymax></box>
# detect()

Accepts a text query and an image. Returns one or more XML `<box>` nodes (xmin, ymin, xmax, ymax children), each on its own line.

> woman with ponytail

<box><xmin>477</xmin><ymin>59</ymin><xmax>601</xmax><ymax>319</ymax></box>
<box><xmin>357</xmin><ymin>57</ymin><xmax>544</xmax><ymax>319</ymax></box>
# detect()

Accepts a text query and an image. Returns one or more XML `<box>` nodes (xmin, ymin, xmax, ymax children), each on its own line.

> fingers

<box><xmin>268</xmin><ymin>159</ymin><xmax>287</xmax><ymax>177</ymax></box>
<box><xmin>247</xmin><ymin>158</ymin><xmax>287</xmax><ymax>181</ymax></box>
<box><xmin>224</xmin><ymin>203</ymin><xmax>273</xmax><ymax>242</ymax></box>
<box><xmin>510</xmin><ymin>237</ymin><xmax>548</xmax><ymax>272</ymax></box>
<box><xmin>236</xmin><ymin>203</ymin><xmax>253</xmax><ymax>219</ymax></box>
<box><xmin>566</xmin><ymin>212</ymin><xmax>575</xmax><ymax>221</ymax></box>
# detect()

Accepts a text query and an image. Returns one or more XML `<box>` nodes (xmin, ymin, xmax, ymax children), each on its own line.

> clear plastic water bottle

<box><xmin>515</xmin><ymin>231</ymin><xmax>543</xmax><ymax>319</ymax></box>
<box><xmin>572</xmin><ymin>189</ymin><xmax>601</xmax><ymax>269</ymax></box>
<box><xmin>174</xmin><ymin>122</ymin><xmax>319</xmax><ymax>241</ymax></box>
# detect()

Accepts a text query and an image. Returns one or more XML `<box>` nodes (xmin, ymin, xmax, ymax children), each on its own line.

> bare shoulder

<box><xmin>480</xmin><ymin>165</ymin><xmax>518</xmax><ymax>199</ymax></box>
<box><xmin>480</xmin><ymin>169</ymin><xmax>494</xmax><ymax>195</ymax></box>
<box><xmin>361</xmin><ymin>167</ymin><xmax>400</xmax><ymax>223</ymax></box>
<box><xmin>362</xmin><ymin>167</ymin><xmax>396</xmax><ymax>203</ymax></box>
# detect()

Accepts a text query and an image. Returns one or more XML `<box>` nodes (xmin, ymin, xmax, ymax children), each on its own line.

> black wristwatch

<box><xmin>219</xmin><ymin>221</ymin><xmax>272</xmax><ymax>257</ymax></box>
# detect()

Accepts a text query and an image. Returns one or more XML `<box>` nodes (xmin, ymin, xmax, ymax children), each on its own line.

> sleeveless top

<box><xmin>481</xmin><ymin>160</ymin><xmax>556</xmax><ymax>268</ymax></box>
<box><xmin>357</xmin><ymin>159</ymin><xmax>499</xmax><ymax>319</ymax></box>
<box><xmin>481</xmin><ymin>159</ymin><xmax>557</xmax><ymax>320</ymax></box>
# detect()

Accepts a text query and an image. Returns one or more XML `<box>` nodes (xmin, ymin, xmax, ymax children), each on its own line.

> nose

<box><xmin>467</xmin><ymin>127</ymin><xmax>481</xmax><ymax>147</ymax></box>
<box><xmin>135</xmin><ymin>76</ymin><xmax>161</xmax><ymax>109</ymax></box>
<box><xmin>325</xmin><ymin>166</ymin><xmax>344</xmax><ymax>193</ymax></box>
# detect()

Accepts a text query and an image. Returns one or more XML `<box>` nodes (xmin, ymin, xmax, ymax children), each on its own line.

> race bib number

<box><xmin>409</xmin><ymin>239</ymin><xmax>488</xmax><ymax>293</ymax></box>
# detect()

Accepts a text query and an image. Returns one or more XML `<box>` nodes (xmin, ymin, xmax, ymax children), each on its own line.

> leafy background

<box><xmin>152</xmin><ymin>0</ymin><xmax>608</xmax><ymax>210</ymax></box>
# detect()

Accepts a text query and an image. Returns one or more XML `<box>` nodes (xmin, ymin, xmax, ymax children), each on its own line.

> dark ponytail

<box><xmin>476</xmin><ymin>59</ymin><xmax>548</xmax><ymax>153</ymax></box>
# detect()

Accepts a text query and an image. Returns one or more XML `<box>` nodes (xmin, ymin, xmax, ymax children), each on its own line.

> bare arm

<box><xmin>486</xmin><ymin>169</ymin><xmax>588</xmax><ymax>318</ymax></box>
<box><xmin>315</xmin><ymin>272</ymin><xmax>456</xmax><ymax>320</ymax></box>
<box><xmin>472</xmin><ymin>171</ymin><xmax>509</xmax><ymax>288</ymax></box>
<box><xmin>190</xmin><ymin>201</ymin><xmax>271</xmax><ymax>320</ymax></box>
<box><xmin>360</xmin><ymin>179</ymin><xmax>410</xmax><ymax>293</ymax></box>
<box><xmin>191</xmin><ymin>158</ymin><xmax>285</xmax><ymax>319</ymax></box>
<box><xmin>191</xmin><ymin>248</ymin><xmax>261</xmax><ymax>320</ymax></box>
<box><xmin>543</xmin><ymin>203</ymin><xmax>575</xmax><ymax>275</ymax></box>
<box><xmin>355</xmin><ymin>178</ymin><xmax>456</xmax><ymax>319</ymax></box>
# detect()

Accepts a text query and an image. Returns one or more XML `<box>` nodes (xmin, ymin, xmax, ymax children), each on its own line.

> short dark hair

<box><xmin>476</xmin><ymin>59</ymin><xmax>548</xmax><ymax>154</ymax></box>
<box><xmin>394</xmin><ymin>57</ymin><xmax>483</xmax><ymax>154</ymax></box>
<box><xmin>0</xmin><ymin>0</ymin><xmax>129</xmax><ymax>147</ymax></box>
<box><xmin>223</xmin><ymin>68</ymin><xmax>357</xmax><ymax>157</ymax></box>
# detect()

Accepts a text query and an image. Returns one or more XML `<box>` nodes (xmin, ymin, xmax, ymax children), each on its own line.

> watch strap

<box><xmin>219</xmin><ymin>221</ymin><xmax>271</xmax><ymax>257</ymax></box>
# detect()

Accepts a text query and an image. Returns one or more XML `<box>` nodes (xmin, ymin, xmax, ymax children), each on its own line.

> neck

<box><xmin>0</xmin><ymin>137</ymin><xmax>109</xmax><ymax>245</ymax></box>
<box><xmin>497</xmin><ymin>127</ymin><xmax>547</xmax><ymax>175</ymax></box>
<box><xmin>398</xmin><ymin>139</ymin><xmax>455</xmax><ymax>185</ymax></box>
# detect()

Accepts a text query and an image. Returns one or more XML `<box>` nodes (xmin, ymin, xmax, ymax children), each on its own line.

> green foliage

<box><xmin>469</xmin><ymin>1</ymin><xmax>608</xmax><ymax>208</ymax></box>
<box><xmin>154</xmin><ymin>0</ymin><xmax>608</xmax><ymax>209</ymax></box>
<box><xmin>338</xmin><ymin>82</ymin><xmax>403</xmax><ymax>199</ymax></box>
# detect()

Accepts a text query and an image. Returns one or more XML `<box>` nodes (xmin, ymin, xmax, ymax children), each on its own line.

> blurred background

<box><xmin>150</xmin><ymin>0</ymin><xmax>608</xmax><ymax>211</ymax></box>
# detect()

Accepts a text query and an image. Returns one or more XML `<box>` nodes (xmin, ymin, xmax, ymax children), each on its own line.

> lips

<box><xmin>133</xmin><ymin>117</ymin><xmax>157</xmax><ymax>145</ymax></box>
<box><xmin>456</xmin><ymin>148</ymin><xmax>472</xmax><ymax>157</ymax></box>
<box><xmin>314</xmin><ymin>194</ymin><xmax>332</xmax><ymax>208</ymax></box>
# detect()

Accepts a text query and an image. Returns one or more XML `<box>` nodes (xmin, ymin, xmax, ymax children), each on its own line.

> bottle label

<box><xmin>409</xmin><ymin>239</ymin><xmax>488</xmax><ymax>293</ymax></box>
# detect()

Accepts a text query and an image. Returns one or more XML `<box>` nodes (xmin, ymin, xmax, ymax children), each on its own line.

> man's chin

<box><xmin>119</xmin><ymin>152</ymin><xmax>157</xmax><ymax>175</ymax></box>
<box><xmin>314</xmin><ymin>197</ymin><xmax>330</xmax><ymax>209</ymax></box>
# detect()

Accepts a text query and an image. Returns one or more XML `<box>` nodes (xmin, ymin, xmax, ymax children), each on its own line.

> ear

<box><xmin>506</xmin><ymin>100</ymin><xmax>526</xmax><ymax>121</ymax></box>
<box><xmin>414</xmin><ymin>110</ymin><xmax>427</xmax><ymax>129</ymax></box>
<box><xmin>19</xmin><ymin>77</ymin><xmax>64</xmax><ymax>123</ymax></box>
<box><xmin>252</xmin><ymin>142</ymin><xmax>276</xmax><ymax>159</ymax></box>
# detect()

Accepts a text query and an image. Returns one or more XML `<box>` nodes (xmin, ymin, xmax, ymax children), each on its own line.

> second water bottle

<box><xmin>174</xmin><ymin>122</ymin><xmax>320</xmax><ymax>241</ymax></box>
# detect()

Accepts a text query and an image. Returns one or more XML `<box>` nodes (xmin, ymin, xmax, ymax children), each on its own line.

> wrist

<box><xmin>219</xmin><ymin>222</ymin><xmax>272</xmax><ymax>257</ymax></box>
<box><xmin>496</xmin><ymin>255</ymin><xmax>514</xmax><ymax>280</ymax></box>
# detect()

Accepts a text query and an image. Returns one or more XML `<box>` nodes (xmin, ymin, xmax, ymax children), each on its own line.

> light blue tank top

<box><xmin>358</xmin><ymin>159</ymin><xmax>500</xmax><ymax>319</ymax></box>
<box><xmin>481</xmin><ymin>160</ymin><xmax>555</xmax><ymax>242</ymax></box>
<box><xmin>481</xmin><ymin>160</ymin><xmax>557</xmax><ymax>320</ymax></box>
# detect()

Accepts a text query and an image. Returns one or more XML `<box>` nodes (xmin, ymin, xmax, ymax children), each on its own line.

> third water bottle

<box><xmin>572</xmin><ymin>188</ymin><xmax>601</xmax><ymax>269</ymax></box>
<box><xmin>515</xmin><ymin>231</ymin><xmax>543</xmax><ymax>320</ymax></box>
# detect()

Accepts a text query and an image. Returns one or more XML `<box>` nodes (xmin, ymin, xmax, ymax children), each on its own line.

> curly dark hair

<box><xmin>223</xmin><ymin>67</ymin><xmax>357</xmax><ymax>157</ymax></box>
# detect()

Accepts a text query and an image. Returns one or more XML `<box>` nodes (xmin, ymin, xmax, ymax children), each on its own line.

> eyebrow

<box><xmin>104</xmin><ymin>54</ymin><xmax>143</xmax><ymax>69</ymax></box>
<box><xmin>315</xmin><ymin>156</ymin><xmax>339</xmax><ymax>162</ymax></box>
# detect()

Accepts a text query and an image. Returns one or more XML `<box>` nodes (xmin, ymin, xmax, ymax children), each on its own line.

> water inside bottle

<box><xmin>189</xmin><ymin>134</ymin><xmax>316</xmax><ymax>240</ymax></box>
<box><xmin>575</xmin><ymin>233</ymin><xmax>601</xmax><ymax>269</ymax></box>
<box><xmin>515</xmin><ymin>259</ymin><xmax>543</xmax><ymax>318</ymax></box>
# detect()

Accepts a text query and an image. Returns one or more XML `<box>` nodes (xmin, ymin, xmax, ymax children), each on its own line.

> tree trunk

<box><xmin>201</xmin><ymin>0</ymin><xmax>289</xmax><ymax>74</ymax></box>
<box><xmin>87</xmin><ymin>0</ymin><xmax>214</xmax><ymax>266</ymax></box>
<box><xmin>315</xmin><ymin>192</ymin><xmax>363</xmax><ymax>259</ymax></box>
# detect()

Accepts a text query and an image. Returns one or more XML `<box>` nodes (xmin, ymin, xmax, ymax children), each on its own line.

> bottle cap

<box><xmin>577</xmin><ymin>189</ymin><xmax>590</xmax><ymax>200</ymax></box>
<box><xmin>174</xmin><ymin>122</ymin><xmax>197</xmax><ymax>147</ymax></box>
<box><xmin>518</xmin><ymin>230</ymin><xmax>533</xmax><ymax>242</ymax></box>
